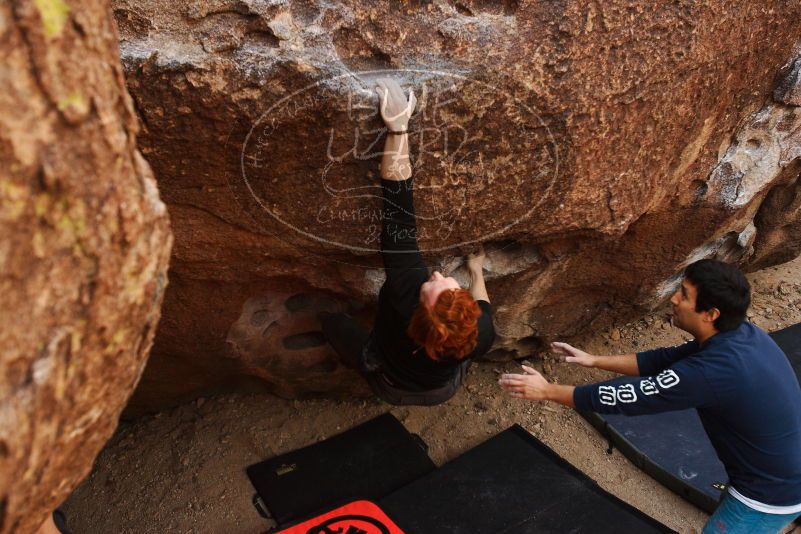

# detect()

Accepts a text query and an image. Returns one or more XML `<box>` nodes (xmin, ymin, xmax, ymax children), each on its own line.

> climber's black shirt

<box><xmin>372</xmin><ymin>177</ymin><xmax>495</xmax><ymax>391</ymax></box>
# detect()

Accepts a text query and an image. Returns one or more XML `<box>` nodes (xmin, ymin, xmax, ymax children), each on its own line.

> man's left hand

<box><xmin>498</xmin><ymin>365</ymin><xmax>552</xmax><ymax>400</ymax></box>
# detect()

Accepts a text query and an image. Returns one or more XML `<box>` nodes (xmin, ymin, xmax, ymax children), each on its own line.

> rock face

<box><xmin>113</xmin><ymin>0</ymin><xmax>801</xmax><ymax>412</ymax></box>
<box><xmin>0</xmin><ymin>0</ymin><xmax>172</xmax><ymax>531</ymax></box>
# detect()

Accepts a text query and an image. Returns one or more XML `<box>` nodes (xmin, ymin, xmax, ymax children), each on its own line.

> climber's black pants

<box><xmin>319</xmin><ymin>312</ymin><xmax>371</xmax><ymax>371</ymax></box>
<box><xmin>319</xmin><ymin>312</ymin><xmax>465</xmax><ymax>406</ymax></box>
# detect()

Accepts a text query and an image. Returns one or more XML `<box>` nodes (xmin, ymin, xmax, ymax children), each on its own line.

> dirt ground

<box><xmin>63</xmin><ymin>257</ymin><xmax>801</xmax><ymax>534</ymax></box>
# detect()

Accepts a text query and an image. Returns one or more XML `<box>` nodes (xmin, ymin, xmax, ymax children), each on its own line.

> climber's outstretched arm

<box><xmin>376</xmin><ymin>78</ymin><xmax>415</xmax><ymax>181</ymax></box>
<box><xmin>466</xmin><ymin>245</ymin><xmax>489</xmax><ymax>303</ymax></box>
<box><xmin>375</xmin><ymin>78</ymin><xmax>426</xmax><ymax>319</ymax></box>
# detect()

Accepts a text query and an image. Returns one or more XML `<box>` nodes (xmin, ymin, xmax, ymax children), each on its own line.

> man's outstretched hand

<box><xmin>498</xmin><ymin>365</ymin><xmax>551</xmax><ymax>400</ymax></box>
<box><xmin>375</xmin><ymin>78</ymin><xmax>416</xmax><ymax>132</ymax></box>
<box><xmin>551</xmin><ymin>342</ymin><xmax>596</xmax><ymax>368</ymax></box>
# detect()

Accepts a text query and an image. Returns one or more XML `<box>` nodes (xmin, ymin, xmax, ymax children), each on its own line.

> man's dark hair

<box><xmin>684</xmin><ymin>259</ymin><xmax>751</xmax><ymax>332</ymax></box>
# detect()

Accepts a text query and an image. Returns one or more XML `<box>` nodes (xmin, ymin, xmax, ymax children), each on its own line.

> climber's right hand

<box><xmin>375</xmin><ymin>78</ymin><xmax>416</xmax><ymax>132</ymax></box>
<box><xmin>465</xmin><ymin>245</ymin><xmax>486</xmax><ymax>273</ymax></box>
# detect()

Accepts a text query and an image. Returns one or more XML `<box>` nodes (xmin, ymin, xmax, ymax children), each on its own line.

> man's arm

<box><xmin>552</xmin><ymin>342</ymin><xmax>640</xmax><ymax>376</ymax></box>
<box><xmin>552</xmin><ymin>339</ymin><xmax>702</xmax><ymax>377</ymax></box>
<box><xmin>500</xmin><ymin>360</ymin><xmax>715</xmax><ymax>415</ymax></box>
<box><xmin>572</xmin><ymin>360</ymin><xmax>714</xmax><ymax>415</ymax></box>
<box><xmin>635</xmin><ymin>341</ymin><xmax>700</xmax><ymax>376</ymax></box>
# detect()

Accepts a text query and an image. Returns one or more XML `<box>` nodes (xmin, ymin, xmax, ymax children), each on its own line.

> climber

<box><xmin>498</xmin><ymin>259</ymin><xmax>801</xmax><ymax>533</ymax></box>
<box><xmin>320</xmin><ymin>77</ymin><xmax>495</xmax><ymax>405</ymax></box>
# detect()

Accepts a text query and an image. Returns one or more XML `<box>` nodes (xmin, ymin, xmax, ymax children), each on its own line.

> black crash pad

<box><xmin>379</xmin><ymin>425</ymin><xmax>674</xmax><ymax>533</ymax></box>
<box><xmin>580</xmin><ymin>322</ymin><xmax>801</xmax><ymax>512</ymax></box>
<box><xmin>771</xmin><ymin>322</ymin><xmax>801</xmax><ymax>380</ymax></box>
<box><xmin>247</xmin><ymin>413</ymin><xmax>435</xmax><ymax>526</ymax></box>
<box><xmin>581</xmin><ymin>408</ymin><xmax>726</xmax><ymax>512</ymax></box>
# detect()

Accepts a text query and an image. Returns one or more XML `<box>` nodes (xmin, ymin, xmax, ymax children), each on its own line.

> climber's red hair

<box><xmin>407</xmin><ymin>288</ymin><xmax>481</xmax><ymax>361</ymax></box>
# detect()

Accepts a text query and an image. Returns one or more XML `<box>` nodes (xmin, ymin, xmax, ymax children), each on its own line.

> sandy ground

<box><xmin>63</xmin><ymin>257</ymin><xmax>801</xmax><ymax>534</ymax></box>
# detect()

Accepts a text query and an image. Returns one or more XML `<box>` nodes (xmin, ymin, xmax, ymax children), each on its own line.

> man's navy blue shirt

<box><xmin>574</xmin><ymin>321</ymin><xmax>801</xmax><ymax>507</ymax></box>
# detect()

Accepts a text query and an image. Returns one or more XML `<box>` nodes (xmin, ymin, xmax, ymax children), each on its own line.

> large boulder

<box><xmin>0</xmin><ymin>0</ymin><xmax>172</xmax><ymax>531</ymax></box>
<box><xmin>113</xmin><ymin>0</ymin><xmax>801</xmax><ymax>412</ymax></box>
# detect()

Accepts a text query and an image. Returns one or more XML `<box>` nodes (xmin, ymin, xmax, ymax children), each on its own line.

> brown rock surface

<box><xmin>114</xmin><ymin>0</ymin><xmax>801</xmax><ymax>411</ymax></box>
<box><xmin>0</xmin><ymin>0</ymin><xmax>172</xmax><ymax>531</ymax></box>
<box><xmin>775</xmin><ymin>55</ymin><xmax>801</xmax><ymax>106</ymax></box>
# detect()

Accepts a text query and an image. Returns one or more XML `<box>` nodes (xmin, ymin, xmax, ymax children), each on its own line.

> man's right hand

<box><xmin>551</xmin><ymin>342</ymin><xmax>596</xmax><ymax>368</ymax></box>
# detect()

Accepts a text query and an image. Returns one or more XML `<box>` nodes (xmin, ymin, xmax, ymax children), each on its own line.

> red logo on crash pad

<box><xmin>275</xmin><ymin>501</ymin><xmax>405</xmax><ymax>534</ymax></box>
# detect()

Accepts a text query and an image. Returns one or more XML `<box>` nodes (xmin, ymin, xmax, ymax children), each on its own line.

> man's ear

<box><xmin>704</xmin><ymin>308</ymin><xmax>721</xmax><ymax>323</ymax></box>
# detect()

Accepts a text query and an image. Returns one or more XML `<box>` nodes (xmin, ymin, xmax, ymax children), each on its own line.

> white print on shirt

<box><xmin>640</xmin><ymin>379</ymin><xmax>659</xmax><ymax>395</ymax></box>
<box><xmin>656</xmin><ymin>369</ymin><xmax>681</xmax><ymax>389</ymax></box>
<box><xmin>616</xmin><ymin>384</ymin><xmax>638</xmax><ymax>403</ymax></box>
<box><xmin>599</xmin><ymin>385</ymin><xmax>617</xmax><ymax>406</ymax></box>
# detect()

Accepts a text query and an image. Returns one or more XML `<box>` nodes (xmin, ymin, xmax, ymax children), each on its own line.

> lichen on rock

<box><xmin>0</xmin><ymin>0</ymin><xmax>172</xmax><ymax>531</ymax></box>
